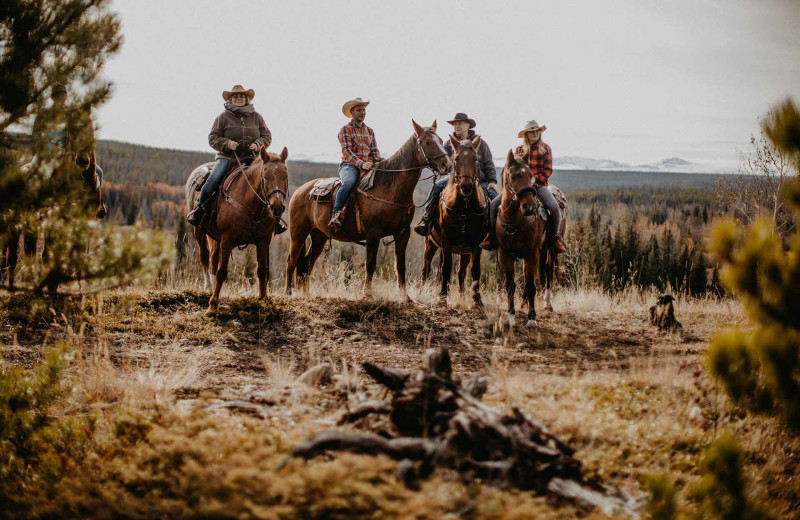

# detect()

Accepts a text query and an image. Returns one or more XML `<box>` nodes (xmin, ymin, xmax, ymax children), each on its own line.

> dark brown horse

<box><xmin>286</xmin><ymin>120</ymin><xmax>450</xmax><ymax>298</ymax></box>
<box><xmin>496</xmin><ymin>150</ymin><xmax>547</xmax><ymax>328</ymax></box>
<box><xmin>185</xmin><ymin>146</ymin><xmax>289</xmax><ymax>312</ymax></box>
<box><xmin>421</xmin><ymin>135</ymin><xmax>488</xmax><ymax>305</ymax></box>
<box><xmin>5</xmin><ymin>153</ymin><xmax>105</xmax><ymax>293</ymax></box>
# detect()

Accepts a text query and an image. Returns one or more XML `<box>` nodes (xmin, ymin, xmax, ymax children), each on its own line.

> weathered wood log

<box><xmin>286</xmin><ymin>347</ymin><xmax>642</xmax><ymax>517</ymax></box>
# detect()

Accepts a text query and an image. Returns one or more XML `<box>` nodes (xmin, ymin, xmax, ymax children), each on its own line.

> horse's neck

<box><xmin>373</xmin><ymin>139</ymin><xmax>424</xmax><ymax>200</ymax></box>
<box><xmin>500</xmin><ymin>178</ymin><xmax>523</xmax><ymax>221</ymax></box>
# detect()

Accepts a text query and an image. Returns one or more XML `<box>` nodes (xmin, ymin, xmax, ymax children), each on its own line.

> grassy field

<box><xmin>2</xmin><ymin>271</ymin><xmax>799</xmax><ymax>518</ymax></box>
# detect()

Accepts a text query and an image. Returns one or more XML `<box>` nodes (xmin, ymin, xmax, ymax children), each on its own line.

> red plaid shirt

<box><xmin>338</xmin><ymin>120</ymin><xmax>380</xmax><ymax>168</ymax></box>
<box><xmin>515</xmin><ymin>142</ymin><xmax>552</xmax><ymax>186</ymax></box>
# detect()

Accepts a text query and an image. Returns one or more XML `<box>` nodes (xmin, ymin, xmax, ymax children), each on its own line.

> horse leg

<box><xmin>256</xmin><ymin>239</ymin><xmax>270</xmax><ymax>299</ymax></box>
<box><xmin>6</xmin><ymin>231</ymin><xmax>20</xmax><ymax>291</ymax></box>
<box><xmin>440</xmin><ymin>250</ymin><xmax>452</xmax><ymax>302</ymax></box>
<box><xmin>523</xmin><ymin>254</ymin><xmax>538</xmax><ymax>328</ymax></box>
<box><xmin>364</xmin><ymin>239</ymin><xmax>379</xmax><ymax>298</ymax></box>
<box><xmin>541</xmin><ymin>249</ymin><xmax>553</xmax><ymax>311</ymax></box>
<box><xmin>209</xmin><ymin>238</ymin><xmax>221</xmax><ymax>290</ymax></box>
<box><xmin>457</xmin><ymin>254</ymin><xmax>469</xmax><ymax>293</ymax></box>
<box><xmin>393</xmin><ymin>228</ymin><xmax>411</xmax><ymax>300</ymax></box>
<box><xmin>208</xmin><ymin>239</ymin><xmax>232</xmax><ymax>312</ymax></box>
<box><xmin>195</xmin><ymin>226</ymin><xmax>212</xmax><ymax>290</ymax></box>
<box><xmin>471</xmin><ymin>248</ymin><xmax>483</xmax><ymax>308</ymax></box>
<box><xmin>499</xmin><ymin>249</ymin><xmax>516</xmax><ymax>327</ymax></box>
<box><xmin>285</xmin><ymin>224</ymin><xmax>310</xmax><ymax>296</ymax></box>
<box><xmin>421</xmin><ymin>238</ymin><xmax>436</xmax><ymax>282</ymax></box>
<box><xmin>303</xmin><ymin>229</ymin><xmax>329</xmax><ymax>294</ymax></box>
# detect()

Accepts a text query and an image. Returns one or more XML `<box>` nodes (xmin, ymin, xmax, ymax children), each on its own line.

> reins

<box><xmin>224</xmin><ymin>150</ymin><xmax>288</xmax><ymax>224</ymax></box>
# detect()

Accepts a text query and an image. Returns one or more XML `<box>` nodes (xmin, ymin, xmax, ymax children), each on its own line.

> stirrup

<box><xmin>329</xmin><ymin>210</ymin><xmax>344</xmax><ymax>231</ymax></box>
<box><xmin>414</xmin><ymin>218</ymin><xmax>431</xmax><ymax>237</ymax></box>
<box><xmin>187</xmin><ymin>206</ymin><xmax>205</xmax><ymax>226</ymax></box>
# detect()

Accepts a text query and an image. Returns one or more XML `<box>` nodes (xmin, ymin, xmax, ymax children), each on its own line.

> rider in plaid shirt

<box><xmin>514</xmin><ymin>142</ymin><xmax>552</xmax><ymax>186</ymax></box>
<box><xmin>330</xmin><ymin>97</ymin><xmax>381</xmax><ymax>232</ymax></box>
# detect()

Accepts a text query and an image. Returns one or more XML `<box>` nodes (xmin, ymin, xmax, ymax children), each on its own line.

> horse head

<box><xmin>258</xmin><ymin>146</ymin><xmax>289</xmax><ymax>219</ymax></box>
<box><xmin>412</xmin><ymin>119</ymin><xmax>451</xmax><ymax>175</ymax></box>
<box><xmin>503</xmin><ymin>149</ymin><xmax>537</xmax><ymax>216</ymax></box>
<box><xmin>448</xmin><ymin>134</ymin><xmax>482</xmax><ymax>197</ymax></box>
<box><xmin>73</xmin><ymin>152</ymin><xmax>105</xmax><ymax>219</ymax></box>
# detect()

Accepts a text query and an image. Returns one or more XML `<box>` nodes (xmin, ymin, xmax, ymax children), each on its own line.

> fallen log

<box><xmin>284</xmin><ymin>347</ymin><xmax>642</xmax><ymax>517</ymax></box>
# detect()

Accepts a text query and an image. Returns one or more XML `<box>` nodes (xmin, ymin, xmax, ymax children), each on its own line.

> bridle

<box><xmin>504</xmin><ymin>163</ymin><xmax>537</xmax><ymax>203</ymax></box>
<box><xmin>373</xmin><ymin>131</ymin><xmax>450</xmax><ymax>175</ymax></box>
<box><xmin>230</xmin><ymin>150</ymin><xmax>288</xmax><ymax>219</ymax></box>
<box><xmin>441</xmin><ymin>144</ymin><xmax>487</xmax><ymax>218</ymax></box>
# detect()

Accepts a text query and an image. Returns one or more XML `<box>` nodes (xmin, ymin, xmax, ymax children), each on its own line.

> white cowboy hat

<box><xmin>222</xmin><ymin>85</ymin><xmax>255</xmax><ymax>102</ymax></box>
<box><xmin>342</xmin><ymin>97</ymin><xmax>370</xmax><ymax>118</ymax></box>
<box><xmin>517</xmin><ymin>120</ymin><xmax>547</xmax><ymax>138</ymax></box>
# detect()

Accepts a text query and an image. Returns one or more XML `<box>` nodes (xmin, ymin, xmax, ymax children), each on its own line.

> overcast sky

<box><xmin>97</xmin><ymin>0</ymin><xmax>800</xmax><ymax>169</ymax></box>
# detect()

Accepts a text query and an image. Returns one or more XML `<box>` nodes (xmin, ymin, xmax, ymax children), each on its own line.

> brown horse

<box><xmin>185</xmin><ymin>146</ymin><xmax>289</xmax><ymax>312</ymax></box>
<box><xmin>286</xmin><ymin>120</ymin><xmax>450</xmax><ymax>298</ymax></box>
<box><xmin>5</xmin><ymin>153</ymin><xmax>105</xmax><ymax>293</ymax></box>
<box><xmin>496</xmin><ymin>150</ymin><xmax>547</xmax><ymax>328</ymax></box>
<box><xmin>421</xmin><ymin>135</ymin><xmax>488</xmax><ymax>305</ymax></box>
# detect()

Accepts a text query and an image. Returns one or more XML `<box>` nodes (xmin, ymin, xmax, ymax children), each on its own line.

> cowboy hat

<box><xmin>222</xmin><ymin>85</ymin><xmax>255</xmax><ymax>102</ymax></box>
<box><xmin>446</xmin><ymin>112</ymin><xmax>476</xmax><ymax>129</ymax></box>
<box><xmin>342</xmin><ymin>97</ymin><xmax>370</xmax><ymax>118</ymax></box>
<box><xmin>518</xmin><ymin>120</ymin><xmax>547</xmax><ymax>138</ymax></box>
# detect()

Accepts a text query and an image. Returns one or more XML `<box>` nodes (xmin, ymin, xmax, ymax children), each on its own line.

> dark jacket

<box><xmin>443</xmin><ymin>130</ymin><xmax>496</xmax><ymax>184</ymax></box>
<box><xmin>209</xmin><ymin>103</ymin><xmax>272</xmax><ymax>160</ymax></box>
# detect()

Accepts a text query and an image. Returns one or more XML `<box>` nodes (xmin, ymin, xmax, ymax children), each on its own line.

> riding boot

<box><xmin>480</xmin><ymin>195</ymin><xmax>501</xmax><ymax>250</ymax></box>
<box><xmin>554</xmin><ymin>235</ymin><xmax>567</xmax><ymax>253</ymax></box>
<box><xmin>187</xmin><ymin>204</ymin><xmax>206</xmax><ymax>226</ymax></box>
<box><xmin>479</xmin><ymin>230</ymin><xmax>497</xmax><ymax>251</ymax></box>
<box><xmin>329</xmin><ymin>209</ymin><xmax>345</xmax><ymax>232</ymax></box>
<box><xmin>274</xmin><ymin>220</ymin><xmax>288</xmax><ymax>235</ymax></box>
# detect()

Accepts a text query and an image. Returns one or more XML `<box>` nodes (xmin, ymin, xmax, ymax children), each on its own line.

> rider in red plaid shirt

<box><xmin>514</xmin><ymin>142</ymin><xmax>552</xmax><ymax>186</ymax></box>
<box><xmin>330</xmin><ymin>97</ymin><xmax>381</xmax><ymax>232</ymax></box>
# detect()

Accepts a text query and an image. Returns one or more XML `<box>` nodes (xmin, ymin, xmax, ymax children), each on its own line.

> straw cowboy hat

<box><xmin>446</xmin><ymin>112</ymin><xmax>476</xmax><ymax>129</ymax></box>
<box><xmin>342</xmin><ymin>97</ymin><xmax>370</xmax><ymax>118</ymax></box>
<box><xmin>222</xmin><ymin>85</ymin><xmax>255</xmax><ymax>102</ymax></box>
<box><xmin>518</xmin><ymin>120</ymin><xmax>547</xmax><ymax>138</ymax></box>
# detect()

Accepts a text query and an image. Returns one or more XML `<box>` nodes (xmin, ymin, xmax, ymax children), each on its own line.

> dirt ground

<box><xmin>2</xmin><ymin>284</ymin><xmax>798</xmax><ymax>518</ymax></box>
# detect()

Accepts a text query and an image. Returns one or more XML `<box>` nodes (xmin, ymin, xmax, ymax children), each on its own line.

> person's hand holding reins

<box><xmin>249</xmin><ymin>143</ymin><xmax>260</xmax><ymax>152</ymax></box>
<box><xmin>488</xmin><ymin>183</ymin><xmax>498</xmax><ymax>193</ymax></box>
<box><xmin>362</xmin><ymin>161</ymin><xmax>374</xmax><ymax>171</ymax></box>
<box><xmin>227</xmin><ymin>140</ymin><xmax>238</xmax><ymax>151</ymax></box>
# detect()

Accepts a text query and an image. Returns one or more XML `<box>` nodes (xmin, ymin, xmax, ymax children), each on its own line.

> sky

<box><xmin>96</xmin><ymin>0</ymin><xmax>800</xmax><ymax>170</ymax></box>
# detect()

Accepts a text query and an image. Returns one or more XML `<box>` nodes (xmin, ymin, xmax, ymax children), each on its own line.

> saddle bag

<box><xmin>309</xmin><ymin>177</ymin><xmax>342</xmax><ymax>202</ymax></box>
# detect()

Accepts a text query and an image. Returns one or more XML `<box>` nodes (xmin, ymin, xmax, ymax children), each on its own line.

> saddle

<box><xmin>309</xmin><ymin>177</ymin><xmax>342</xmax><ymax>202</ymax></box>
<box><xmin>537</xmin><ymin>184</ymin><xmax>568</xmax><ymax>221</ymax></box>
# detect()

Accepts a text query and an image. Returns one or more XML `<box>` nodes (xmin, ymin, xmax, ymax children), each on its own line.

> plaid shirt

<box><xmin>339</xmin><ymin>120</ymin><xmax>380</xmax><ymax>168</ymax></box>
<box><xmin>515</xmin><ymin>142</ymin><xmax>552</xmax><ymax>186</ymax></box>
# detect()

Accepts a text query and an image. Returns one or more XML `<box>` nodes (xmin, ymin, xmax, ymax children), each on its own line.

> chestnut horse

<box><xmin>286</xmin><ymin>120</ymin><xmax>450</xmax><ymax>298</ymax></box>
<box><xmin>421</xmin><ymin>135</ymin><xmax>488</xmax><ymax>305</ymax></box>
<box><xmin>5</xmin><ymin>153</ymin><xmax>105</xmax><ymax>293</ymax></box>
<box><xmin>185</xmin><ymin>146</ymin><xmax>289</xmax><ymax>312</ymax></box>
<box><xmin>495</xmin><ymin>150</ymin><xmax>547</xmax><ymax>328</ymax></box>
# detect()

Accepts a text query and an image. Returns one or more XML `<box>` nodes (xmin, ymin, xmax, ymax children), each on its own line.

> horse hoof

<box><xmin>544</xmin><ymin>305</ymin><xmax>554</xmax><ymax>312</ymax></box>
<box><xmin>526</xmin><ymin>319</ymin><xmax>538</xmax><ymax>328</ymax></box>
<box><xmin>507</xmin><ymin>315</ymin><xmax>516</xmax><ymax>328</ymax></box>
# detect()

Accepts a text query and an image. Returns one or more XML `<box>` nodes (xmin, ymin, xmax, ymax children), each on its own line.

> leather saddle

<box><xmin>309</xmin><ymin>177</ymin><xmax>342</xmax><ymax>202</ymax></box>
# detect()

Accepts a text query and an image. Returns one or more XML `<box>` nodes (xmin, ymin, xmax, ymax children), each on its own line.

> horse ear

<box><xmin>449</xmin><ymin>134</ymin><xmax>460</xmax><ymax>149</ymax></box>
<box><xmin>280</xmin><ymin>146</ymin><xmax>289</xmax><ymax>162</ymax></box>
<box><xmin>471</xmin><ymin>135</ymin><xmax>482</xmax><ymax>149</ymax></box>
<box><xmin>431</xmin><ymin>120</ymin><xmax>437</xmax><ymax>131</ymax></box>
<box><xmin>412</xmin><ymin>119</ymin><xmax>424</xmax><ymax>137</ymax></box>
<box><xmin>260</xmin><ymin>146</ymin><xmax>269</xmax><ymax>162</ymax></box>
<box><xmin>506</xmin><ymin>149</ymin><xmax>516</xmax><ymax>165</ymax></box>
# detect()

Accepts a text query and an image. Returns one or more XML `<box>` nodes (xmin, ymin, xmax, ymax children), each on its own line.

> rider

<box><xmin>187</xmin><ymin>85</ymin><xmax>277</xmax><ymax>228</ymax></box>
<box><xmin>32</xmin><ymin>84</ymin><xmax>105</xmax><ymax>187</ymax></box>
<box><xmin>413</xmin><ymin>112</ymin><xmax>497</xmax><ymax>236</ymax></box>
<box><xmin>480</xmin><ymin>120</ymin><xmax>566</xmax><ymax>253</ymax></box>
<box><xmin>329</xmin><ymin>97</ymin><xmax>381</xmax><ymax>232</ymax></box>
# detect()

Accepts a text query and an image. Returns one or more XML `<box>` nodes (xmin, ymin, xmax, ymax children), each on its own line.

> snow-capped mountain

<box><xmin>551</xmin><ymin>156</ymin><xmax>734</xmax><ymax>174</ymax></box>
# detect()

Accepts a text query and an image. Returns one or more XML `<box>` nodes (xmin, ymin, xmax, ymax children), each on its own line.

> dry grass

<box><xmin>2</xmin><ymin>276</ymin><xmax>797</xmax><ymax>519</ymax></box>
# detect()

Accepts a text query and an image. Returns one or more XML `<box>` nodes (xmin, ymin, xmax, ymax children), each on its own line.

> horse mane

<box><xmin>373</xmin><ymin>134</ymin><xmax>420</xmax><ymax>186</ymax></box>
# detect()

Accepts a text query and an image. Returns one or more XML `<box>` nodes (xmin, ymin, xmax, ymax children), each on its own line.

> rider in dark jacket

<box><xmin>187</xmin><ymin>85</ymin><xmax>273</xmax><ymax>227</ymax></box>
<box><xmin>413</xmin><ymin>113</ymin><xmax>497</xmax><ymax>236</ymax></box>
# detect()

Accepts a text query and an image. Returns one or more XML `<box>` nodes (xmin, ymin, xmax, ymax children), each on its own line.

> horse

<box><xmin>421</xmin><ymin>134</ymin><xmax>488</xmax><ymax>306</ymax></box>
<box><xmin>4</xmin><ymin>152</ymin><xmax>105</xmax><ymax>293</ymax></box>
<box><xmin>286</xmin><ymin>120</ymin><xmax>450</xmax><ymax>298</ymax></box>
<box><xmin>495</xmin><ymin>150</ymin><xmax>547</xmax><ymax>328</ymax></box>
<box><xmin>185</xmin><ymin>146</ymin><xmax>289</xmax><ymax>312</ymax></box>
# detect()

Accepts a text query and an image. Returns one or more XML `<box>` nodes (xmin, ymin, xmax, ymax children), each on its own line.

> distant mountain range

<box><xmin>290</xmin><ymin>151</ymin><xmax>734</xmax><ymax>174</ymax></box>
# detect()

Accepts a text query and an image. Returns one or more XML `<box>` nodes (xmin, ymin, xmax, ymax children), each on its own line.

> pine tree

<box><xmin>708</xmin><ymin>104</ymin><xmax>800</xmax><ymax>429</ymax></box>
<box><xmin>689</xmin><ymin>249</ymin><xmax>707</xmax><ymax>296</ymax></box>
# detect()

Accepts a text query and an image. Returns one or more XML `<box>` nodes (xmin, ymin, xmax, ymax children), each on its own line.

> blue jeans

<box><xmin>424</xmin><ymin>177</ymin><xmax>497</xmax><ymax>217</ymax></box>
<box><xmin>197</xmin><ymin>158</ymin><xmax>231</xmax><ymax>207</ymax></box>
<box><xmin>333</xmin><ymin>163</ymin><xmax>359</xmax><ymax>213</ymax></box>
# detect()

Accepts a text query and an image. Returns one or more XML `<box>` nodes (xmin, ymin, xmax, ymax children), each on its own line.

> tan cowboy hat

<box><xmin>222</xmin><ymin>85</ymin><xmax>255</xmax><ymax>102</ymax></box>
<box><xmin>517</xmin><ymin>120</ymin><xmax>547</xmax><ymax>138</ymax></box>
<box><xmin>342</xmin><ymin>97</ymin><xmax>370</xmax><ymax>118</ymax></box>
<box><xmin>446</xmin><ymin>112</ymin><xmax>476</xmax><ymax>129</ymax></box>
